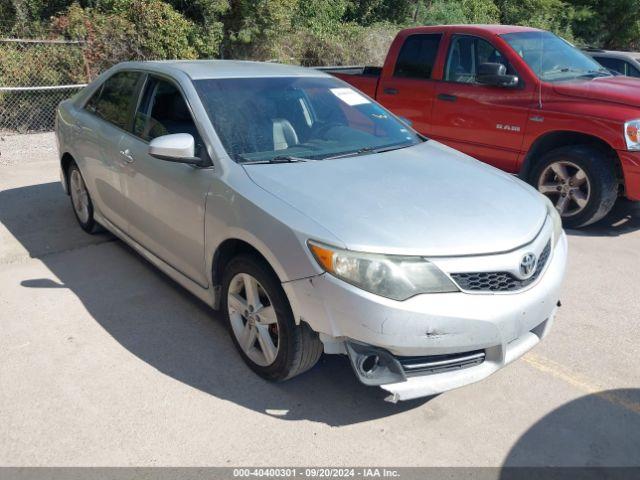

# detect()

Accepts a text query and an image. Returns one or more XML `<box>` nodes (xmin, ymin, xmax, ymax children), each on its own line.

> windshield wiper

<box><xmin>544</xmin><ymin>67</ymin><xmax>611</xmax><ymax>81</ymax></box>
<box><xmin>578</xmin><ymin>69</ymin><xmax>612</xmax><ymax>78</ymax></box>
<box><xmin>238</xmin><ymin>155</ymin><xmax>309</xmax><ymax>164</ymax></box>
<box><xmin>322</xmin><ymin>142</ymin><xmax>414</xmax><ymax>161</ymax></box>
<box><xmin>323</xmin><ymin>146</ymin><xmax>375</xmax><ymax>160</ymax></box>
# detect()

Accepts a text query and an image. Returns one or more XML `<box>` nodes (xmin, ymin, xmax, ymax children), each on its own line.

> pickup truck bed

<box><xmin>318</xmin><ymin>66</ymin><xmax>381</xmax><ymax>97</ymax></box>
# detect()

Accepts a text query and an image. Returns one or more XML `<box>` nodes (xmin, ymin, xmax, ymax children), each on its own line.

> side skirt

<box><xmin>95</xmin><ymin>212</ymin><xmax>215</xmax><ymax>308</ymax></box>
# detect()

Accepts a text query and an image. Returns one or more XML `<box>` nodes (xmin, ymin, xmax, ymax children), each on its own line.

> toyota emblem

<box><xmin>519</xmin><ymin>253</ymin><xmax>537</xmax><ymax>279</ymax></box>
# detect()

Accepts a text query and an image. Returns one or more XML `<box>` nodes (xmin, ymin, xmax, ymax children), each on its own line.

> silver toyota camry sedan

<box><xmin>56</xmin><ymin>60</ymin><xmax>567</xmax><ymax>401</ymax></box>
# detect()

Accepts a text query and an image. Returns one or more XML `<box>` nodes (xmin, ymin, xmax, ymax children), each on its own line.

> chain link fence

<box><xmin>0</xmin><ymin>32</ymin><xmax>387</xmax><ymax>135</ymax></box>
<box><xmin>0</xmin><ymin>36</ymin><xmax>88</xmax><ymax>134</ymax></box>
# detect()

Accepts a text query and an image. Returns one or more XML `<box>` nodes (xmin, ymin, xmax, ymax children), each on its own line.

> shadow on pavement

<box><xmin>0</xmin><ymin>181</ymin><xmax>429</xmax><ymax>426</ymax></box>
<box><xmin>566</xmin><ymin>199</ymin><xmax>640</xmax><ymax>237</ymax></box>
<box><xmin>502</xmin><ymin>389</ymin><xmax>640</xmax><ymax>468</ymax></box>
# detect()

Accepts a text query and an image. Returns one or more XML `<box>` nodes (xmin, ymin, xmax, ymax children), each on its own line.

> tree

<box><xmin>571</xmin><ymin>0</ymin><xmax>640</xmax><ymax>49</ymax></box>
<box><xmin>343</xmin><ymin>0</ymin><xmax>416</xmax><ymax>25</ymax></box>
<box><xmin>496</xmin><ymin>0</ymin><xmax>576</xmax><ymax>38</ymax></box>
<box><xmin>219</xmin><ymin>0</ymin><xmax>297</xmax><ymax>59</ymax></box>
<box><xmin>415</xmin><ymin>0</ymin><xmax>500</xmax><ymax>25</ymax></box>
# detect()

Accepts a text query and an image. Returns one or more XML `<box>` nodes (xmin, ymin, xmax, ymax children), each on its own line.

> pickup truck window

<box><xmin>394</xmin><ymin>34</ymin><xmax>442</xmax><ymax>79</ymax></box>
<box><xmin>444</xmin><ymin>35</ymin><xmax>514</xmax><ymax>84</ymax></box>
<box><xmin>194</xmin><ymin>76</ymin><xmax>421</xmax><ymax>163</ymax></box>
<box><xmin>501</xmin><ymin>31</ymin><xmax>609</xmax><ymax>82</ymax></box>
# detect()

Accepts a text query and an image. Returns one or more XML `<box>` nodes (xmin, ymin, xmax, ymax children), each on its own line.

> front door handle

<box><xmin>437</xmin><ymin>93</ymin><xmax>457</xmax><ymax>102</ymax></box>
<box><xmin>383</xmin><ymin>87</ymin><xmax>399</xmax><ymax>95</ymax></box>
<box><xmin>119</xmin><ymin>149</ymin><xmax>135</xmax><ymax>163</ymax></box>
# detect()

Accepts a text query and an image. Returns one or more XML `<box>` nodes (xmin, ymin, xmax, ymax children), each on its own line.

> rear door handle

<box><xmin>119</xmin><ymin>149</ymin><xmax>135</xmax><ymax>163</ymax></box>
<box><xmin>383</xmin><ymin>87</ymin><xmax>399</xmax><ymax>95</ymax></box>
<box><xmin>437</xmin><ymin>93</ymin><xmax>457</xmax><ymax>102</ymax></box>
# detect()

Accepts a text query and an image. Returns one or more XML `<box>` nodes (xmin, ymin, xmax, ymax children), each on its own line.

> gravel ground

<box><xmin>0</xmin><ymin>133</ymin><xmax>639</xmax><ymax>467</ymax></box>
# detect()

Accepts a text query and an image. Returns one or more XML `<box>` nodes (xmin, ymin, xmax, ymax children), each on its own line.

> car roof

<box><xmin>400</xmin><ymin>24</ymin><xmax>543</xmax><ymax>36</ymax></box>
<box><xmin>584</xmin><ymin>50</ymin><xmax>640</xmax><ymax>59</ymax></box>
<box><xmin>114</xmin><ymin>60</ymin><xmax>330</xmax><ymax>80</ymax></box>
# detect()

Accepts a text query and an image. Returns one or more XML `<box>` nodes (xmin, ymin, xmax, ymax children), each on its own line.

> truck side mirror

<box><xmin>477</xmin><ymin>62</ymin><xmax>519</xmax><ymax>88</ymax></box>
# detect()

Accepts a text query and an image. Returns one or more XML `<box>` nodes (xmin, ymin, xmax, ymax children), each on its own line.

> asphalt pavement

<box><xmin>1</xmin><ymin>133</ymin><xmax>639</xmax><ymax>467</ymax></box>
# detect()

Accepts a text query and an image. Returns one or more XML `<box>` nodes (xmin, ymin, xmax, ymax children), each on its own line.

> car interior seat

<box><xmin>272</xmin><ymin>118</ymin><xmax>299</xmax><ymax>150</ymax></box>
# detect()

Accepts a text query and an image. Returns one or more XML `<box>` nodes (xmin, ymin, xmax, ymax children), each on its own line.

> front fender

<box><xmin>203</xmin><ymin>167</ymin><xmax>345</xmax><ymax>287</ymax></box>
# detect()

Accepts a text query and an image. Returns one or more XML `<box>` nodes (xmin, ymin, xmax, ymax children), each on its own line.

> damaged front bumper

<box><xmin>283</xmin><ymin>232</ymin><xmax>567</xmax><ymax>401</ymax></box>
<box><xmin>346</xmin><ymin>315</ymin><xmax>552</xmax><ymax>402</ymax></box>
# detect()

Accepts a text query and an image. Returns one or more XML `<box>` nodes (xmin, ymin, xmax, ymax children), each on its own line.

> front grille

<box><xmin>397</xmin><ymin>350</ymin><xmax>485</xmax><ymax>377</ymax></box>
<box><xmin>451</xmin><ymin>241</ymin><xmax>551</xmax><ymax>293</ymax></box>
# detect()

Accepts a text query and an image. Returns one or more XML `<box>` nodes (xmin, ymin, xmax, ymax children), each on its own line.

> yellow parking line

<box><xmin>523</xmin><ymin>353</ymin><xmax>640</xmax><ymax>415</ymax></box>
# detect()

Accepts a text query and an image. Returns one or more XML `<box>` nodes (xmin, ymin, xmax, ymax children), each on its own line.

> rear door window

<box><xmin>394</xmin><ymin>34</ymin><xmax>442</xmax><ymax>79</ymax></box>
<box><xmin>88</xmin><ymin>71</ymin><xmax>142</xmax><ymax>130</ymax></box>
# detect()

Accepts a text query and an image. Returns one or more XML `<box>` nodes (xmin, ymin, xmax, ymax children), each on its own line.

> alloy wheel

<box><xmin>537</xmin><ymin>160</ymin><xmax>591</xmax><ymax>217</ymax></box>
<box><xmin>227</xmin><ymin>273</ymin><xmax>280</xmax><ymax>367</ymax></box>
<box><xmin>70</xmin><ymin>169</ymin><xmax>90</xmax><ymax>224</ymax></box>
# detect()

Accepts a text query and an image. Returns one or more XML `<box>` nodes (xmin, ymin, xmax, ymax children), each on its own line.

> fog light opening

<box><xmin>360</xmin><ymin>355</ymin><xmax>379</xmax><ymax>375</ymax></box>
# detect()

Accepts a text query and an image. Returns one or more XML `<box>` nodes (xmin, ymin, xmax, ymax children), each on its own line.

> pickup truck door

<box><xmin>376</xmin><ymin>33</ymin><xmax>443</xmax><ymax>135</ymax></box>
<box><xmin>117</xmin><ymin>75</ymin><xmax>211</xmax><ymax>287</ymax></box>
<box><xmin>430</xmin><ymin>34</ymin><xmax>533</xmax><ymax>172</ymax></box>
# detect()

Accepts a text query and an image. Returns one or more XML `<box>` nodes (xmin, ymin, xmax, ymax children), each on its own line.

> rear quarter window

<box><xmin>394</xmin><ymin>34</ymin><xmax>442</xmax><ymax>79</ymax></box>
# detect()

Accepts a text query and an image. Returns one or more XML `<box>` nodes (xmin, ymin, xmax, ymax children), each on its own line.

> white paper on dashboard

<box><xmin>329</xmin><ymin>87</ymin><xmax>370</xmax><ymax>106</ymax></box>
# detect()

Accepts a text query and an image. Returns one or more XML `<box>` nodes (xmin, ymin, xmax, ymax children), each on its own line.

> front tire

<box><xmin>221</xmin><ymin>254</ymin><xmax>323</xmax><ymax>381</ymax></box>
<box><xmin>530</xmin><ymin>145</ymin><xmax>618</xmax><ymax>228</ymax></box>
<box><xmin>68</xmin><ymin>162</ymin><xmax>98</xmax><ymax>233</ymax></box>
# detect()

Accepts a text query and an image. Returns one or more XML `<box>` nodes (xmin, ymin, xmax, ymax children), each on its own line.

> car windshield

<box><xmin>193</xmin><ymin>76</ymin><xmax>422</xmax><ymax>163</ymax></box>
<box><xmin>501</xmin><ymin>31</ymin><xmax>610</xmax><ymax>82</ymax></box>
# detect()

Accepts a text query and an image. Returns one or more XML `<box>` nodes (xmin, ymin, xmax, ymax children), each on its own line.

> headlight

<box><xmin>544</xmin><ymin>196</ymin><xmax>564</xmax><ymax>246</ymax></box>
<box><xmin>624</xmin><ymin>119</ymin><xmax>640</xmax><ymax>150</ymax></box>
<box><xmin>308</xmin><ymin>241</ymin><xmax>458</xmax><ymax>301</ymax></box>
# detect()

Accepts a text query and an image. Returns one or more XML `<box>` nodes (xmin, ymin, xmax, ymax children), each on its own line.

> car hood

<box><xmin>243</xmin><ymin>141</ymin><xmax>547</xmax><ymax>256</ymax></box>
<box><xmin>552</xmin><ymin>76</ymin><xmax>640</xmax><ymax>108</ymax></box>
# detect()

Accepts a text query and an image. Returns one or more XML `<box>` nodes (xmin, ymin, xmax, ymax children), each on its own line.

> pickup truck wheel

<box><xmin>221</xmin><ymin>254</ymin><xmax>323</xmax><ymax>381</ymax></box>
<box><xmin>530</xmin><ymin>145</ymin><xmax>618</xmax><ymax>228</ymax></box>
<box><xmin>68</xmin><ymin>163</ymin><xmax>98</xmax><ymax>233</ymax></box>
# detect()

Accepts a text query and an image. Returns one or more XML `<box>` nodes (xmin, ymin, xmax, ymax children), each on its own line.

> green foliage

<box><xmin>415</xmin><ymin>0</ymin><xmax>500</xmax><ymax>25</ymax></box>
<box><xmin>295</xmin><ymin>0</ymin><xmax>349</xmax><ymax>34</ymax></box>
<box><xmin>126</xmin><ymin>0</ymin><xmax>199</xmax><ymax>59</ymax></box>
<box><xmin>220</xmin><ymin>0</ymin><xmax>298</xmax><ymax>59</ymax></box>
<box><xmin>276</xmin><ymin>21</ymin><xmax>398</xmax><ymax>66</ymax></box>
<box><xmin>51</xmin><ymin>3</ymin><xmax>139</xmax><ymax>77</ymax></box>
<box><xmin>344</xmin><ymin>0</ymin><xmax>416</xmax><ymax>25</ymax></box>
<box><xmin>571</xmin><ymin>0</ymin><xmax>640</xmax><ymax>49</ymax></box>
<box><xmin>2</xmin><ymin>0</ymin><xmax>640</xmax><ymax>72</ymax></box>
<box><xmin>496</xmin><ymin>0</ymin><xmax>576</xmax><ymax>38</ymax></box>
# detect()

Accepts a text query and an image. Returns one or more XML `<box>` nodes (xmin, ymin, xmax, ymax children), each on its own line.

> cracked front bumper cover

<box><xmin>283</xmin><ymin>233</ymin><xmax>567</xmax><ymax>401</ymax></box>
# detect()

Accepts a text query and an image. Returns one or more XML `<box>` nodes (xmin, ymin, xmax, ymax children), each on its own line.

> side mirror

<box><xmin>477</xmin><ymin>62</ymin><xmax>519</xmax><ymax>88</ymax></box>
<box><xmin>149</xmin><ymin>133</ymin><xmax>203</xmax><ymax>166</ymax></box>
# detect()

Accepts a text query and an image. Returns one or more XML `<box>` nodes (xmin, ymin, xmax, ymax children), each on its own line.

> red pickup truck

<box><xmin>327</xmin><ymin>25</ymin><xmax>640</xmax><ymax>227</ymax></box>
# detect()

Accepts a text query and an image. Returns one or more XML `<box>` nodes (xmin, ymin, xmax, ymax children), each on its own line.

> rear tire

<box><xmin>68</xmin><ymin>162</ymin><xmax>98</xmax><ymax>233</ymax></box>
<box><xmin>529</xmin><ymin>145</ymin><xmax>618</xmax><ymax>228</ymax></box>
<box><xmin>221</xmin><ymin>254</ymin><xmax>323</xmax><ymax>381</ymax></box>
